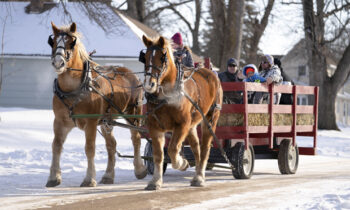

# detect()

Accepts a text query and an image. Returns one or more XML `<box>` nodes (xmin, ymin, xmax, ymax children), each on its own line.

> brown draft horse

<box><xmin>141</xmin><ymin>35</ymin><xmax>223</xmax><ymax>190</ymax></box>
<box><xmin>46</xmin><ymin>22</ymin><xmax>147</xmax><ymax>187</ymax></box>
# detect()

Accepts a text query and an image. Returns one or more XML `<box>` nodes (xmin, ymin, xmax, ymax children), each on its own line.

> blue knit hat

<box><xmin>227</xmin><ymin>58</ymin><xmax>237</xmax><ymax>66</ymax></box>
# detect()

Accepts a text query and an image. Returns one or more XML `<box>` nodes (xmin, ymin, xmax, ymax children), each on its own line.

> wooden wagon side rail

<box><xmin>220</xmin><ymin>82</ymin><xmax>319</xmax><ymax>155</ymax></box>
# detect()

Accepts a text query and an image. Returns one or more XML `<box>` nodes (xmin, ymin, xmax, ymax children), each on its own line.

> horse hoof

<box><xmin>46</xmin><ymin>179</ymin><xmax>61</xmax><ymax>187</ymax></box>
<box><xmin>190</xmin><ymin>179</ymin><xmax>205</xmax><ymax>187</ymax></box>
<box><xmin>99</xmin><ymin>177</ymin><xmax>114</xmax><ymax>184</ymax></box>
<box><xmin>180</xmin><ymin>160</ymin><xmax>189</xmax><ymax>171</ymax></box>
<box><xmin>80</xmin><ymin>180</ymin><xmax>97</xmax><ymax>187</ymax></box>
<box><xmin>135</xmin><ymin>169</ymin><xmax>147</xmax><ymax>179</ymax></box>
<box><xmin>145</xmin><ymin>183</ymin><xmax>160</xmax><ymax>191</ymax></box>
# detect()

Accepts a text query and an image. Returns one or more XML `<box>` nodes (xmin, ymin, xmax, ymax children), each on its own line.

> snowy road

<box><xmin>2</xmin><ymin>155</ymin><xmax>350</xmax><ymax>210</ymax></box>
<box><xmin>1</xmin><ymin>108</ymin><xmax>350</xmax><ymax>209</ymax></box>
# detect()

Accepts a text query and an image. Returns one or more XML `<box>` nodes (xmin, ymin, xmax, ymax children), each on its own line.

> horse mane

<box><xmin>59</xmin><ymin>25</ymin><xmax>91</xmax><ymax>63</ymax></box>
<box><xmin>148</xmin><ymin>36</ymin><xmax>175</xmax><ymax>66</ymax></box>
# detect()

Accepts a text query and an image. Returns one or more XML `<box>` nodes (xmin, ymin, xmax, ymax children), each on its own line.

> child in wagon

<box><xmin>243</xmin><ymin>64</ymin><xmax>266</xmax><ymax>83</ymax></box>
<box><xmin>243</xmin><ymin>64</ymin><xmax>266</xmax><ymax>104</ymax></box>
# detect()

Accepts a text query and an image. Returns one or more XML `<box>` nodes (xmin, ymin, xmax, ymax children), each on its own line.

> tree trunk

<box><xmin>318</xmin><ymin>83</ymin><xmax>338</xmax><ymax>129</ymax></box>
<box><xmin>219</xmin><ymin>0</ymin><xmax>245</xmax><ymax>69</ymax></box>
<box><xmin>210</xmin><ymin>0</ymin><xmax>226</xmax><ymax>69</ymax></box>
<box><xmin>191</xmin><ymin>0</ymin><xmax>202</xmax><ymax>54</ymax></box>
<box><xmin>246</xmin><ymin>0</ymin><xmax>274</xmax><ymax>64</ymax></box>
<box><xmin>126</xmin><ymin>0</ymin><xmax>145</xmax><ymax>22</ymax></box>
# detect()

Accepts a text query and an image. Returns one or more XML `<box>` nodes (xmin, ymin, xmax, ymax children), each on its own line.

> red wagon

<box><xmin>144</xmin><ymin>82</ymin><xmax>319</xmax><ymax>178</ymax></box>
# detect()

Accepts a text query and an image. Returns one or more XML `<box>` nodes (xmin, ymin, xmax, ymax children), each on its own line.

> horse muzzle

<box><xmin>143</xmin><ymin>80</ymin><xmax>157</xmax><ymax>94</ymax></box>
<box><xmin>51</xmin><ymin>56</ymin><xmax>66</xmax><ymax>74</ymax></box>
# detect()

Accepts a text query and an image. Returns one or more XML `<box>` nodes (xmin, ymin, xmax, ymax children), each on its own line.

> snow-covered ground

<box><xmin>0</xmin><ymin>107</ymin><xmax>350</xmax><ymax>209</ymax></box>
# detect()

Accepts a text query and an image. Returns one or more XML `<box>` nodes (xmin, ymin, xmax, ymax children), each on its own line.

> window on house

<box><xmin>298</xmin><ymin>65</ymin><xmax>306</xmax><ymax>76</ymax></box>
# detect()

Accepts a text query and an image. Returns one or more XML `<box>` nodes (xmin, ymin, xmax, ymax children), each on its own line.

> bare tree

<box><xmin>302</xmin><ymin>0</ymin><xmax>350</xmax><ymax>130</ymax></box>
<box><xmin>208</xmin><ymin>0</ymin><xmax>245</xmax><ymax>70</ymax></box>
<box><xmin>243</xmin><ymin>0</ymin><xmax>275</xmax><ymax>64</ymax></box>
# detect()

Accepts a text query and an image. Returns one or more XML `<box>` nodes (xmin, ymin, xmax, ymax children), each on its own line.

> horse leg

<box><xmin>186</xmin><ymin>127</ymin><xmax>204</xmax><ymax>186</ymax></box>
<box><xmin>145</xmin><ymin>130</ymin><xmax>165</xmax><ymax>190</ymax></box>
<box><xmin>46</xmin><ymin>119</ymin><xmax>73</xmax><ymax>187</ymax></box>
<box><xmin>168</xmin><ymin>124</ymin><xmax>190</xmax><ymax>171</ymax></box>
<box><xmin>131</xmin><ymin>129</ymin><xmax>147</xmax><ymax>179</ymax></box>
<box><xmin>99</xmin><ymin>125</ymin><xmax>116</xmax><ymax>184</ymax></box>
<box><xmin>193</xmin><ymin>111</ymin><xmax>220</xmax><ymax>187</ymax></box>
<box><xmin>80</xmin><ymin>120</ymin><xmax>98</xmax><ymax>187</ymax></box>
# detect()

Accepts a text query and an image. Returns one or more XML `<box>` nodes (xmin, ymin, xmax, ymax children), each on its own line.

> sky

<box><xmin>0</xmin><ymin>107</ymin><xmax>350</xmax><ymax>209</ymax></box>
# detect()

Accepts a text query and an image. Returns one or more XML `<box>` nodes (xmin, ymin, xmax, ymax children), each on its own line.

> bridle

<box><xmin>48</xmin><ymin>32</ymin><xmax>77</xmax><ymax>63</ymax></box>
<box><xmin>139</xmin><ymin>45</ymin><xmax>168</xmax><ymax>85</ymax></box>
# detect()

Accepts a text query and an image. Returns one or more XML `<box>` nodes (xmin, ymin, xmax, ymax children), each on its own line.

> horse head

<box><xmin>48</xmin><ymin>22</ymin><xmax>78</xmax><ymax>75</ymax></box>
<box><xmin>141</xmin><ymin>35</ymin><xmax>175</xmax><ymax>94</ymax></box>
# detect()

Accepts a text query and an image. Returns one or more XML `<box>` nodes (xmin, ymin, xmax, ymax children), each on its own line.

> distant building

<box><xmin>281</xmin><ymin>39</ymin><xmax>350</xmax><ymax>126</ymax></box>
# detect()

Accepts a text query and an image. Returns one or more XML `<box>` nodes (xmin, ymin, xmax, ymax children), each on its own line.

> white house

<box><xmin>281</xmin><ymin>39</ymin><xmax>350</xmax><ymax>126</ymax></box>
<box><xmin>0</xmin><ymin>1</ymin><xmax>155</xmax><ymax>109</ymax></box>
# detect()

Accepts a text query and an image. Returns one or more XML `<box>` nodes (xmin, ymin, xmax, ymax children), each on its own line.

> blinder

<box><xmin>139</xmin><ymin>49</ymin><xmax>146</xmax><ymax>64</ymax></box>
<box><xmin>48</xmin><ymin>35</ymin><xmax>54</xmax><ymax>48</ymax></box>
<box><xmin>47</xmin><ymin>33</ymin><xmax>77</xmax><ymax>49</ymax></box>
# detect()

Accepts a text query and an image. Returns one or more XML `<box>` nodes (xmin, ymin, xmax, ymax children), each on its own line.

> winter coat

<box><xmin>218</xmin><ymin>71</ymin><xmax>242</xmax><ymax>82</ymax></box>
<box><xmin>218</xmin><ymin>71</ymin><xmax>243</xmax><ymax>104</ymax></box>
<box><xmin>259</xmin><ymin>65</ymin><xmax>283</xmax><ymax>85</ymax></box>
<box><xmin>173</xmin><ymin>46</ymin><xmax>194</xmax><ymax>68</ymax></box>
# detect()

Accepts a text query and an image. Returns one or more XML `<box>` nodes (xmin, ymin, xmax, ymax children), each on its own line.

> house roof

<box><xmin>0</xmin><ymin>2</ymin><xmax>144</xmax><ymax>57</ymax></box>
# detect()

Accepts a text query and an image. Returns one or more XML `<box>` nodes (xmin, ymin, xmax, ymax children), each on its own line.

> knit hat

<box><xmin>261</xmin><ymin>54</ymin><xmax>274</xmax><ymax>66</ymax></box>
<box><xmin>227</xmin><ymin>58</ymin><xmax>238</xmax><ymax>66</ymax></box>
<box><xmin>171</xmin><ymin>32</ymin><xmax>183</xmax><ymax>46</ymax></box>
<box><xmin>243</xmin><ymin>64</ymin><xmax>258</xmax><ymax>76</ymax></box>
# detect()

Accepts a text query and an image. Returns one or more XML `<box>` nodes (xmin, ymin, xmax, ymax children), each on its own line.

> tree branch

<box><xmin>143</xmin><ymin>0</ymin><xmax>193</xmax><ymax>21</ymax></box>
<box><xmin>163</xmin><ymin>0</ymin><xmax>194</xmax><ymax>32</ymax></box>
<box><xmin>324</xmin><ymin>2</ymin><xmax>350</xmax><ymax>18</ymax></box>
<box><xmin>324</xmin><ymin>17</ymin><xmax>350</xmax><ymax>44</ymax></box>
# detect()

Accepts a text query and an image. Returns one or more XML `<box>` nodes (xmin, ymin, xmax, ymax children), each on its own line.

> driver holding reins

<box><xmin>171</xmin><ymin>32</ymin><xmax>194</xmax><ymax>68</ymax></box>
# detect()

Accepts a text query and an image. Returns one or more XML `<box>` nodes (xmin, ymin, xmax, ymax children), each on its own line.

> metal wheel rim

<box><xmin>288</xmin><ymin>145</ymin><xmax>297</xmax><ymax>170</ymax></box>
<box><xmin>243</xmin><ymin>148</ymin><xmax>253</xmax><ymax>174</ymax></box>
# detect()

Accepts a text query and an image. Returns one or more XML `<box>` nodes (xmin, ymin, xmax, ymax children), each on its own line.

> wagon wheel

<box><xmin>278</xmin><ymin>139</ymin><xmax>299</xmax><ymax>174</ymax></box>
<box><xmin>144</xmin><ymin>142</ymin><xmax>167</xmax><ymax>175</ymax></box>
<box><xmin>228</xmin><ymin>142</ymin><xmax>255</xmax><ymax>179</ymax></box>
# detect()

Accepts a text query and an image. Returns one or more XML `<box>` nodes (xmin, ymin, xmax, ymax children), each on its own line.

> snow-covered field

<box><xmin>0</xmin><ymin>107</ymin><xmax>350</xmax><ymax>209</ymax></box>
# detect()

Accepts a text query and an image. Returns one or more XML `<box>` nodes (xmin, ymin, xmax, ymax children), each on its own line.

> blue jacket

<box><xmin>244</xmin><ymin>73</ymin><xmax>266</xmax><ymax>83</ymax></box>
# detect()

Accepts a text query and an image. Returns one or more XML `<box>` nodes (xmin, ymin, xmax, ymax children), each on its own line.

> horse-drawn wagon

<box><xmin>144</xmin><ymin>82</ymin><xmax>319</xmax><ymax>179</ymax></box>
<box><xmin>46</xmin><ymin>22</ymin><xmax>318</xmax><ymax>190</ymax></box>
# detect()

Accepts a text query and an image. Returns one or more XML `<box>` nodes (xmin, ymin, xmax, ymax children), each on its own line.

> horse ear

<box><xmin>142</xmin><ymin>35</ymin><xmax>152</xmax><ymax>47</ymax></box>
<box><xmin>158</xmin><ymin>36</ymin><xmax>165</xmax><ymax>48</ymax></box>
<box><xmin>51</xmin><ymin>21</ymin><xmax>59</xmax><ymax>35</ymax></box>
<box><xmin>70</xmin><ymin>22</ymin><xmax>77</xmax><ymax>33</ymax></box>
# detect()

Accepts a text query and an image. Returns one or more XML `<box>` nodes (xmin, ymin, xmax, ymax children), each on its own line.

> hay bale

<box><xmin>218</xmin><ymin>113</ymin><xmax>314</xmax><ymax>126</ymax></box>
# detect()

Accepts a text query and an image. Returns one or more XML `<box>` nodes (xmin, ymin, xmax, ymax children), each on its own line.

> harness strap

<box><xmin>182</xmin><ymin>90</ymin><xmax>235</xmax><ymax>170</ymax></box>
<box><xmin>90</xmin><ymin>85</ymin><xmax>152</xmax><ymax>143</ymax></box>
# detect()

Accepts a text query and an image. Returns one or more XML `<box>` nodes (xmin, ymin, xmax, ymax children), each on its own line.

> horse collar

<box><xmin>53</xmin><ymin>61</ymin><xmax>91</xmax><ymax>101</ymax></box>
